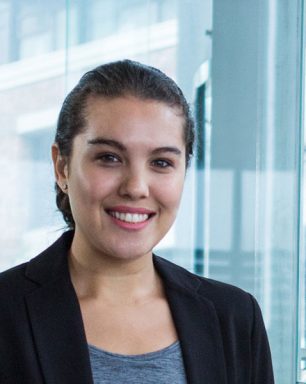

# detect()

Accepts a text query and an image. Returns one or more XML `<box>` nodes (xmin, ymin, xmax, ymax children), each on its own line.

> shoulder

<box><xmin>0</xmin><ymin>230</ymin><xmax>72</xmax><ymax>301</ymax></box>
<box><xmin>0</xmin><ymin>262</ymin><xmax>37</xmax><ymax>305</ymax></box>
<box><xmin>0</xmin><ymin>230</ymin><xmax>73</xmax><ymax>293</ymax></box>
<box><xmin>154</xmin><ymin>254</ymin><xmax>251</xmax><ymax>299</ymax></box>
<box><xmin>0</xmin><ymin>263</ymin><xmax>38</xmax><ymax>331</ymax></box>
<box><xmin>0</xmin><ymin>262</ymin><xmax>29</xmax><ymax>289</ymax></box>
<box><xmin>154</xmin><ymin>255</ymin><xmax>258</xmax><ymax>323</ymax></box>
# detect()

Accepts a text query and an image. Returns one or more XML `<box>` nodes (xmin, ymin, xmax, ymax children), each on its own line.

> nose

<box><xmin>118</xmin><ymin>167</ymin><xmax>149</xmax><ymax>200</ymax></box>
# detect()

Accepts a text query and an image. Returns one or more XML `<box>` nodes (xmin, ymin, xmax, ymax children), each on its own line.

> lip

<box><xmin>106</xmin><ymin>206</ymin><xmax>156</xmax><ymax>231</ymax></box>
<box><xmin>106</xmin><ymin>205</ymin><xmax>156</xmax><ymax>215</ymax></box>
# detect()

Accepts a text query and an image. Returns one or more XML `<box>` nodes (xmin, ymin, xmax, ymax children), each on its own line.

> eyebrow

<box><xmin>87</xmin><ymin>138</ymin><xmax>126</xmax><ymax>151</ymax></box>
<box><xmin>87</xmin><ymin>137</ymin><xmax>182</xmax><ymax>156</ymax></box>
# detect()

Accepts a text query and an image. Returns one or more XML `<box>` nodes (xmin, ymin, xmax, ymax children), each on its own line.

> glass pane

<box><xmin>298</xmin><ymin>9</ymin><xmax>306</xmax><ymax>376</ymax></box>
<box><xmin>299</xmin><ymin>160</ymin><xmax>306</xmax><ymax>381</ymax></box>
<box><xmin>208</xmin><ymin>1</ymin><xmax>303</xmax><ymax>383</ymax></box>
<box><xmin>0</xmin><ymin>0</ymin><xmax>67</xmax><ymax>270</ymax></box>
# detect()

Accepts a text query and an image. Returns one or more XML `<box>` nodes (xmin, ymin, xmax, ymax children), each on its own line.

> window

<box><xmin>0</xmin><ymin>1</ymin><xmax>304</xmax><ymax>382</ymax></box>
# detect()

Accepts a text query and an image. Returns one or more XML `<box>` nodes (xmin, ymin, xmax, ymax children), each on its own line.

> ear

<box><xmin>51</xmin><ymin>143</ymin><xmax>69</xmax><ymax>193</ymax></box>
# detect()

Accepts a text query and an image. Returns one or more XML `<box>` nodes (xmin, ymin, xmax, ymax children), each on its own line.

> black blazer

<box><xmin>0</xmin><ymin>231</ymin><xmax>274</xmax><ymax>384</ymax></box>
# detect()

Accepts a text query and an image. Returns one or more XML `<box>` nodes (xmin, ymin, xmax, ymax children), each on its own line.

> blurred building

<box><xmin>0</xmin><ymin>1</ymin><xmax>304</xmax><ymax>382</ymax></box>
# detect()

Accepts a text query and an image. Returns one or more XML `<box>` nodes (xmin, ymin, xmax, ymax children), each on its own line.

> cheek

<box><xmin>156</xmin><ymin>175</ymin><xmax>185</xmax><ymax>210</ymax></box>
<box><xmin>70</xmin><ymin>168</ymin><xmax>117</xmax><ymax>204</ymax></box>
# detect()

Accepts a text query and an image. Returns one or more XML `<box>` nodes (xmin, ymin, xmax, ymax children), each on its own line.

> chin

<box><xmin>105</xmin><ymin>241</ymin><xmax>155</xmax><ymax>262</ymax></box>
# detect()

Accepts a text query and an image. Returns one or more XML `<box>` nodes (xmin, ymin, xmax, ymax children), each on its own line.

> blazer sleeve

<box><xmin>250</xmin><ymin>294</ymin><xmax>275</xmax><ymax>384</ymax></box>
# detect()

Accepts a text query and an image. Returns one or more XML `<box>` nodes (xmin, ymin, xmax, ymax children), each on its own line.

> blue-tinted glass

<box><xmin>0</xmin><ymin>0</ymin><xmax>304</xmax><ymax>382</ymax></box>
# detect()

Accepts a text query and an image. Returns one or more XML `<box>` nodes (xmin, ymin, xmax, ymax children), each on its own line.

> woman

<box><xmin>0</xmin><ymin>60</ymin><xmax>274</xmax><ymax>383</ymax></box>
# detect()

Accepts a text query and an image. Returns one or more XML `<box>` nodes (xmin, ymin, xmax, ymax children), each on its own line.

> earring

<box><xmin>63</xmin><ymin>183</ymin><xmax>68</xmax><ymax>190</ymax></box>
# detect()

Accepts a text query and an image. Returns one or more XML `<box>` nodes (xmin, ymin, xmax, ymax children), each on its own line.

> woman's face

<box><xmin>54</xmin><ymin>96</ymin><xmax>186</xmax><ymax>262</ymax></box>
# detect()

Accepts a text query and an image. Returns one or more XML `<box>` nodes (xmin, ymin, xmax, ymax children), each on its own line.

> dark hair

<box><xmin>54</xmin><ymin>59</ymin><xmax>195</xmax><ymax>228</ymax></box>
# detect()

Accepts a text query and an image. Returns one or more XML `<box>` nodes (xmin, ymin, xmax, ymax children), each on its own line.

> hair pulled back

<box><xmin>54</xmin><ymin>59</ymin><xmax>195</xmax><ymax>229</ymax></box>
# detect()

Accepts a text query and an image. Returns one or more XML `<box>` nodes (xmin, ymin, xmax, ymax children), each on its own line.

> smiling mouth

<box><xmin>107</xmin><ymin>211</ymin><xmax>154</xmax><ymax>223</ymax></box>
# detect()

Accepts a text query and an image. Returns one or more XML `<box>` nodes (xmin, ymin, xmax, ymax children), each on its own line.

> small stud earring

<box><xmin>63</xmin><ymin>184</ymin><xmax>68</xmax><ymax>190</ymax></box>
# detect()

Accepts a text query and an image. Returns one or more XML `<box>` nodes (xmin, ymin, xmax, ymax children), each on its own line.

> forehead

<box><xmin>79</xmin><ymin>96</ymin><xmax>185</xmax><ymax>147</ymax></box>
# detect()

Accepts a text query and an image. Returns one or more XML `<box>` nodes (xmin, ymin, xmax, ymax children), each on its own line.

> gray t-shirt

<box><xmin>88</xmin><ymin>341</ymin><xmax>187</xmax><ymax>384</ymax></box>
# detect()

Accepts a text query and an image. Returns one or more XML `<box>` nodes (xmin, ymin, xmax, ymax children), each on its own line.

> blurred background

<box><xmin>0</xmin><ymin>0</ymin><xmax>305</xmax><ymax>382</ymax></box>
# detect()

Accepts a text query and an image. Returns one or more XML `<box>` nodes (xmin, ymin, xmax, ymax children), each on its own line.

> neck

<box><xmin>68</xmin><ymin>243</ymin><xmax>160</xmax><ymax>304</ymax></box>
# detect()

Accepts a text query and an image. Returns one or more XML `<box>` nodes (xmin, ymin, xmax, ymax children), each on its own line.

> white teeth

<box><xmin>110</xmin><ymin>211</ymin><xmax>149</xmax><ymax>223</ymax></box>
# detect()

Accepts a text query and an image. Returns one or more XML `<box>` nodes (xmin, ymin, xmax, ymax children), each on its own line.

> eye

<box><xmin>151</xmin><ymin>159</ymin><xmax>173</xmax><ymax>169</ymax></box>
<box><xmin>96</xmin><ymin>153</ymin><xmax>121</xmax><ymax>165</ymax></box>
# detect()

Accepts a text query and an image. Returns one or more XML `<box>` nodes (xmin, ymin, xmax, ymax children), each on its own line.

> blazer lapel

<box><xmin>154</xmin><ymin>256</ymin><xmax>228</xmax><ymax>384</ymax></box>
<box><xmin>25</xmin><ymin>277</ymin><xmax>92</xmax><ymax>384</ymax></box>
<box><xmin>24</xmin><ymin>232</ymin><xmax>93</xmax><ymax>384</ymax></box>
